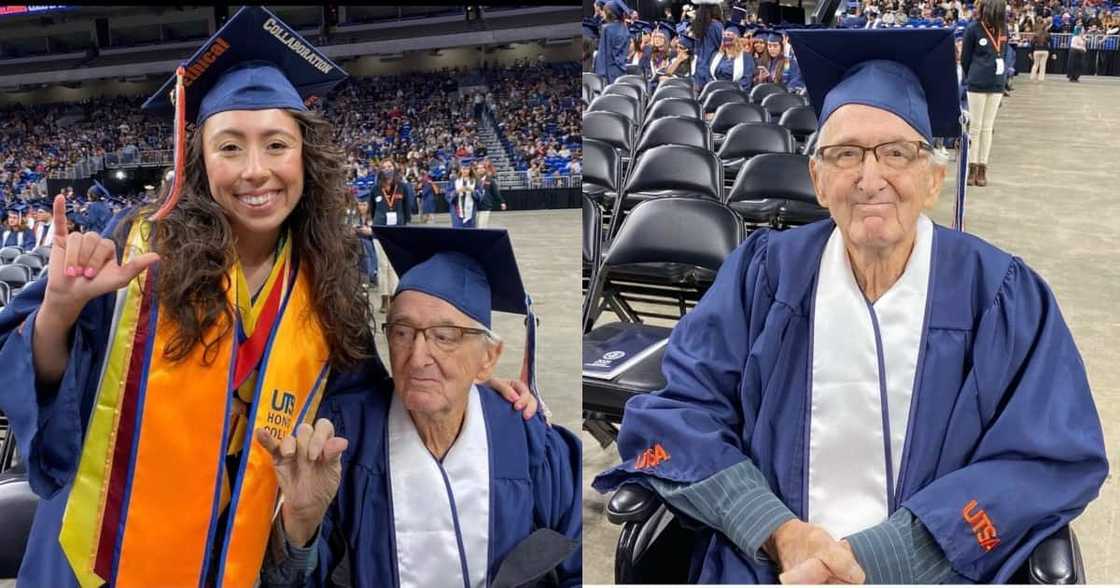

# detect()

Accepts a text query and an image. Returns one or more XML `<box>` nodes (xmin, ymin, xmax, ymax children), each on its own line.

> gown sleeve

<box><xmin>900</xmin><ymin>257</ymin><xmax>1108</xmax><ymax>582</ymax></box>
<box><xmin>528</xmin><ymin>422</ymin><xmax>584</xmax><ymax>587</ymax></box>
<box><xmin>0</xmin><ymin>274</ymin><xmax>115</xmax><ymax>498</ymax></box>
<box><xmin>592</xmin><ymin>228</ymin><xmax>772</xmax><ymax>492</ymax></box>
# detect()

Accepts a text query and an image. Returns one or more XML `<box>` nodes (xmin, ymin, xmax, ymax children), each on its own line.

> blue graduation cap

<box><xmin>786</xmin><ymin>28</ymin><xmax>969</xmax><ymax>229</ymax></box>
<box><xmin>652</xmin><ymin>21</ymin><xmax>676</xmax><ymax>39</ymax></box>
<box><xmin>375</xmin><ymin>226</ymin><xmax>547</xmax><ymax>413</ymax></box>
<box><xmin>32</xmin><ymin>199</ymin><xmax>51</xmax><ymax>212</ymax></box>
<box><xmin>141</xmin><ymin>6</ymin><xmax>348</xmax><ymax>221</ymax></box>
<box><xmin>785</xmin><ymin>28</ymin><xmax>960</xmax><ymax>141</ymax></box>
<box><xmin>629</xmin><ymin>20</ymin><xmax>653</xmax><ymax>36</ymax></box>
<box><xmin>725</xmin><ymin>23</ymin><xmax>745</xmax><ymax>36</ymax></box>
<box><xmin>583</xmin><ymin>18</ymin><xmax>601</xmax><ymax>40</ymax></box>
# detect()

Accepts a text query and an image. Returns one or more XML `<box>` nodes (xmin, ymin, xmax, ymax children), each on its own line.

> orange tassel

<box><xmin>149</xmin><ymin>66</ymin><xmax>188</xmax><ymax>221</ymax></box>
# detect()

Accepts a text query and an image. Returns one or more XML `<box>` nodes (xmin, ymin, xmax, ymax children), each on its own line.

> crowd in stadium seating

<box><xmin>0</xmin><ymin>61</ymin><xmax>582</xmax><ymax>208</ymax></box>
<box><xmin>843</xmin><ymin>0</ymin><xmax>1120</xmax><ymax>35</ymax></box>
<box><xmin>483</xmin><ymin>61</ymin><xmax>583</xmax><ymax>177</ymax></box>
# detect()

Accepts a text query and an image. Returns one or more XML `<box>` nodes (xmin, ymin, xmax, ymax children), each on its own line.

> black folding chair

<box><xmin>749</xmin><ymin>82</ymin><xmax>786</xmax><ymax>104</ymax></box>
<box><xmin>608</xmin><ymin>483</ymin><xmax>1087</xmax><ymax>585</ymax></box>
<box><xmin>584</xmin><ymin>72</ymin><xmax>606</xmax><ymax>96</ymax></box>
<box><xmin>717</xmin><ymin>122</ymin><xmax>796</xmax><ymax>195</ymax></box>
<box><xmin>0</xmin><ymin>282</ymin><xmax>9</xmax><ymax>308</ymax></box>
<box><xmin>657</xmin><ymin>77</ymin><xmax>693</xmax><ymax>90</ymax></box>
<box><xmin>583</xmin><ymin>198</ymin><xmax>743</xmax><ymax>446</ymax></box>
<box><xmin>726</xmin><ymin>153</ymin><xmax>830</xmax><ymax>231</ymax></box>
<box><xmin>584</xmin><ymin>110</ymin><xmax>634</xmax><ymax>159</ymax></box>
<box><xmin>642</xmin><ymin>98</ymin><xmax>702</xmax><ymax>128</ymax></box>
<box><xmin>589</xmin><ymin>94</ymin><xmax>642</xmax><ymax>127</ymax></box>
<box><xmin>0</xmin><ymin>247</ymin><xmax>21</xmax><ymax>265</ymax></box>
<box><xmin>12</xmin><ymin>254</ymin><xmax>42</xmax><ymax>272</ymax></box>
<box><xmin>583</xmin><ymin>194</ymin><xmax>604</xmax><ymax>308</ymax></box>
<box><xmin>606</xmin><ymin>144</ymin><xmax>724</xmax><ymax>239</ymax></box>
<box><xmin>710</xmin><ymin>102</ymin><xmax>770</xmax><ymax>150</ymax></box>
<box><xmin>31</xmin><ymin>246</ymin><xmax>51</xmax><ymax>264</ymax></box>
<box><xmin>604</xmin><ymin>83</ymin><xmax>645</xmax><ymax>113</ymax></box>
<box><xmin>0</xmin><ymin>265</ymin><xmax>32</xmax><ymax>294</ymax></box>
<box><xmin>702</xmin><ymin>88</ymin><xmax>748</xmax><ymax>117</ymax></box>
<box><xmin>777</xmin><ymin>105</ymin><xmax>819</xmax><ymax>152</ymax></box>
<box><xmin>633</xmin><ymin>116</ymin><xmax>712</xmax><ymax>160</ymax></box>
<box><xmin>650</xmin><ymin>84</ymin><xmax>695</xmax><ymax>104</ymax></box>
<box><xmin>761</xmin><ymin>92</ymin><xmax>807</xmax><ymax>119</ymax></box>
<box><xmin>698</xmin><ymin>79</ymin><xmax>740</xmax><ymax>103</ymax></box>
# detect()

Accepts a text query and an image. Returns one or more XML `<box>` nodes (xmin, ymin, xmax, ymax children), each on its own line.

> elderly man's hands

<box><xmin>765</xmin><ymin>519</ymin><xmax>866</xmax><ymax>585</ymax></box>
<box><xmin>256</xmin><ymin>420</ymin><xmax>349</xmax><ymax>547</ymax></box>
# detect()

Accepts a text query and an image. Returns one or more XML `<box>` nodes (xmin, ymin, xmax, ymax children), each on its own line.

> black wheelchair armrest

<box><xmin>607</xmin><ymin>482</ymin><xmax>660</xmax><ymax>525</ymax></box>
<box><xmin>1024</xmin><ymin>524</ymin><xmax>1084</xmax><ymax>584</ymax></box>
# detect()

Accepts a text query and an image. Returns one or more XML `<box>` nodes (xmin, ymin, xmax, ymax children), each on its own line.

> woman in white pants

<box><xmin>960</xmin><ymin>0</ymin><xmax>1009</xmax><ymax>187</ymax></box>
<box><xmin>1030</xmin><ymin>23</ymin><xmax>1051</xmax><ymax>80</ymax></box>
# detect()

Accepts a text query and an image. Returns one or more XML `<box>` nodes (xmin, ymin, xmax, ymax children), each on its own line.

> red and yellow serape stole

<box><xmin>58</xmin><ymin>221</ymin><xmax>331</xmax><ymax>588</ymax></box>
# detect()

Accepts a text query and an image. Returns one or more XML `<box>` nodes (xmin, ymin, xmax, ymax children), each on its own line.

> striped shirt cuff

<box><xmin>845</xmin><ymin>507</ymin><xmax>954</xmax><ymax>585</ymax></box>
<box><xmin>260</xmin><ymin>516</ymin><xmax>321</xmax><ymax>587</ymax></box>
<box><xmin>649</xmin><ymin>459</ymin><xmax>796</xmax><ymax>563</ymax></box>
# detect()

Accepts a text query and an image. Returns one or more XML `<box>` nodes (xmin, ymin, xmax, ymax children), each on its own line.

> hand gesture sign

<box><xmin>255</xmin><ymin>420</ymin><xmax>349</xmax><ymax>546</ymax></box>
<box><xmin>43</xmin><ymin>194</ymin><xmax>160</xmax><ymax>319</ymax></box>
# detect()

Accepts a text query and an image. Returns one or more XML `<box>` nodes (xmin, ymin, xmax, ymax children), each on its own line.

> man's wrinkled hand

<box><xmin>767</xmin><ymin>520</ymin><xmax>865</xmax><ymax>585</ymax></box>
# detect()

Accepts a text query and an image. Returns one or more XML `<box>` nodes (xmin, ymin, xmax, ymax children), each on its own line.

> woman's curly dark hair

<box><xmin>115</xmin><ymin>109</ymin><xmax>373</xmax><ymax>369</ymax></box>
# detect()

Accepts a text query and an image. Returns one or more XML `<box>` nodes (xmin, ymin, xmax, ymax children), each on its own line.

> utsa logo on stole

<box><xmin>264</xmin><ymin>390</ymin><xmax>297</xmax><ymax>438</ymax></box>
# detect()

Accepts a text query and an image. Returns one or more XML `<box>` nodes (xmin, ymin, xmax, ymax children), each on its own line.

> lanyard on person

<box><xmin>382</xmin><ymin>183</ymin><xmax>400</xmax><ymax>209</ymax></box>
<box><xmin>981</xmin><ymin>21</ymin><xmax>1005</xmax><ymax>54</ymax></box>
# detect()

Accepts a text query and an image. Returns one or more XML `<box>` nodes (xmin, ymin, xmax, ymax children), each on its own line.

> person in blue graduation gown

<box><xmin>689</xmin><ymin>1</ymin><xmax>725</xmax><ymax>90</ymax></box>
<box><xmin>593</xmin><ymin>28</ymin><xmax>1108</xmax><ymax>585</ymax></box>
<box><xmin>259</xmin><ymin>227</ymin><xmax>582</xmax><ymax>588</ymax></box>
<box><xmin>2</xmin><ymin>208</ymin><xmax>34</xmax><ymax>249</ymax></box>
<box><xmin>708</xmin><ymin>23</ymin><xmax>755</xmax><ymax>93</ymax></box>
<box><xmin>418</xmin><ymin>172</ymin><xmax>440</xmax><ymax>224</ymax></box>
<box><xmin>448</xmin><ymin>166</ymin><xmax>483</xmax><ymax>229</ymax></box>
<box><xmin>593</xmin><ymin>0</ymin><xmax>629</xmax><ymax>84</ymax></box>
<box><xmin>78</xmin><ymin>185</ymin><xmax>112</xmax><ymax>236</ymax></box>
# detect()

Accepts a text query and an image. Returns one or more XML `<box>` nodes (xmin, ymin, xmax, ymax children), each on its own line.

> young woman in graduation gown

<box><xmin>708</xmin><ymin>24</ymin><xmax>756</xmax><ymax>93</ymax></box>
<box><xmin>0</xmin><ymin>8</ymin><xmax>534</xmax><ymax>588</ymax></box>
<box><xmin>449</xmin><ymin>166</ymin><xmax>483</xmax><ymax>229</ymax></box>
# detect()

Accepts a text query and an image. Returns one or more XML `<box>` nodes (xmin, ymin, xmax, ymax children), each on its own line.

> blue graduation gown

<box><xmin>419</xmin><ymin>184</ymin><xmax>438</xmax><ymax>214</ymax></box>
<box><xmin>309</xmin><ymin>379</ymin><xmax>583</xmax><ymax>587</ymax></box>
<box><xmin>80</xmin><ymin>201</ymin><xmax>111</xmax><ymax>235</ymax></box>
<box><xmin>1</xmin><ymin>228</ymin><xmax>34</xmax><ymax>249</ymax></box>
<box><xmin>691</xmin><ymin>21</ymin><xmax>725</xmax><ymax>90</ymax></box>
<box><xmin>0</xmin><ymin>249</ymin><xmax>391</xmax><ymax>587</ymax></box>
<box><xmin>712</xmin><ymin>53</ymin><xmax>755</xmax><ymax>93</ymax></box>
<box><xmin>447</xmin><ymin>189</ymin><xmax>482</xmax><ymax>229</ymax></box>
<box><xmin>594</xmin><ymin>219</ymin><xmax>1108</xmax><ymax>583</ymax></box>
<box><xmin>594</xmin><ymin>22</ymin><xmax>629</xmax><ymax>84</ymax></box>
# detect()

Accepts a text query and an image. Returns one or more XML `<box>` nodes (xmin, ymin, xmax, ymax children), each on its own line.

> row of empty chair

<box><xmin>0</xmin><ymin>246</ymin><xmax>49</xmax><ymax>308</ymax></box>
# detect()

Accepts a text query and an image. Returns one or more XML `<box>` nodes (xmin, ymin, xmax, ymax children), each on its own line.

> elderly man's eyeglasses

<box><xmin>382</xmin><ymin>322</ymin><xmax>491</xmax><ymax>353</ymax></box>
<box><xmin>816</xmin><ymin>141</ymin><xmax>934</xmax><ymax>170</ymax></box>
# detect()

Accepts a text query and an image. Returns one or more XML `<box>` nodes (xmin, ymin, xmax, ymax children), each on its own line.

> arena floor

<box><xmin>582</xmin><ymin>75</ymin><xmax>1120</xmax><ymax>584</ymax></box>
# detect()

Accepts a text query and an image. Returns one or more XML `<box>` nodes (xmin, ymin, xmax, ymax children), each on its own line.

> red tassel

<box><xmin>149</xmin><ymin>66</ymin><xmax>188</xmax><ymax>221</ymax></box>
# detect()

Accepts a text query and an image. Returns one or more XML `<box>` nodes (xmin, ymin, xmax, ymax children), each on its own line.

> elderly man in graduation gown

<box><xmin>260</xmin><ymin>226</ymin><xmax>583</xmax><ymax>588</ymax></box>
<box><xmin>594</xmin><ymin>28</ymin><xmax>1108</xmax><ymax>585</ymax></box>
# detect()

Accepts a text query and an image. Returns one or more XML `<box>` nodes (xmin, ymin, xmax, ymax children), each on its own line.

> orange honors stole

<box><xmin>58</xmin><ymin>221</ymin><xmax>331</xmax><ymax>587</ymax></box>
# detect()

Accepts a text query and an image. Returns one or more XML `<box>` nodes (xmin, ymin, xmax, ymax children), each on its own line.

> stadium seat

<box><xmin>0</xmin><ymin>247</ymin><xmax>20</xmax><ymax>265</ymax></box>
<box><xmin>589</xmin><ymin>94</ymin><xmax>642</xmax><ymax>126</ymax></box>
<box><xmin>726</xmin><ymin>153</ymin><xmax>830</xmax><ymax>230</ymax></box>
<box><xmin>608</xmin><ymin>144</ymin><xmax>724</xmax><ymax>238</ymax></box>
<box><xmin>0</xmin><ymin>462</ymin><xmax>36</xmax><ymax>580</ymax></box>
<box><xmin>582</xmin><ymin>198</ymin><xmax>743</xmax><ymax>444</ymax></box>
<box><xmin>31</xmin><ymin>246</ymin><xmax>50</xmax><ymax>263</ymax></box>
<box><xmin>615</xmin><ymin>74</ymin><xmax>649</xmax><ymax>97</ymax></box>
<box><xmin>702</xmin><ymin>88</ymin><xmax>748</xmax><ymax>117</ymax></box>
<box><xmin>761</xmin><ymin>92</ymin><xmax>808</xmax><ymax>119</ymax></box>
<box><xmin>583</xmin><ymin>111</ymin><xmax>634</xmax><ymax>158</ymax></box>
<box><xmin>633</xmin><ymin>116</ymin><xmax>712</xmax><ymax>159</ymax></box>
<box><xmin>12</xmin><ymin>254</ymin><xmax>43</xmax><ymax>272</ymax></box>
<box><xmin>0</xmin><ymin>282</ymin><xmax>9</xmax><ymax>308</ymax></box>
<box><xmin>802</xmin><ymin>130</ymin><xmax>820</xmax><ymax>155</ymax></box>
<box><xmin>607</xmin><ymin>483</ymin><xmax>1087</xmax><ymax>585</ymax></box>
<box><xmin>650</xmin><ymin>84</ymin><xmax>695</xmax><ymax>103</ymax></box>
<box><xmin>749</xmin><ymin>82</ymin><xmax>786</xmax><ymax>104</ymax></box>
<box><xmin>778</xmin><ymin>105</ymin><xmax>820</xmax><ymax>148</ymax></box>
<box><xmin>698</xmin><ymin>79</ymin><xmax>740</xmax><ymax>103</ymax></box>
<box><xmin>717</xmin><ymin>122</ymin><xmax>796</xmax><ymax>193</ymax></box>
<box><xmin>710</xmin><ymin>102</ymin><xmax>770</xmax><ymax>150</ymax></box>
<box><xmin>643</xmin><ymin>98</ymin><xmax>702</xmax><ymax>126</ymax></box>
<box><xmin>0</xmin><ymin>265</ymin><xmax>32</xmax><ymax>293</ymax></box>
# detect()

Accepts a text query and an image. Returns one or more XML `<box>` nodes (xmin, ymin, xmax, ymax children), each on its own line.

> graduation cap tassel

<box><xmin>149</xmin><ymin>66</ymin><xmax>188</xmax><ymax>222</ymax></box>
<box><xmin>520</xmin><ymin>294</ymin><xmax>551</xmax><ymax>424</ymax></box>
<box><xmin>953</xmin><ymin>110</ymin><xmax>970</xmax><ymax>232</ymax></box>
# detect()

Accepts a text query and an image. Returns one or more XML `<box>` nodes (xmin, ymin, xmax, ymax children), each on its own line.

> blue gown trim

<box><xmin>865</xmin><ymin>301</ymin><xmax>897</xmax><ymax>512</ymax></box>
<box><xmin>437</xmin><ymin>463</ymin><xmax>473</xmax><ymax>588</ymax></box>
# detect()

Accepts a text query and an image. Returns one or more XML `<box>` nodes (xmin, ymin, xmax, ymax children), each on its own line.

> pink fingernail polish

<box><xmin>84</xmin><ymin>267</ymin><xmax>96</xmax><ymax>278</ymax></box>
<box><xmin>65</xmin><ymin>267</ymin><xmax>76</xmax><ymax>277</ymax></box>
